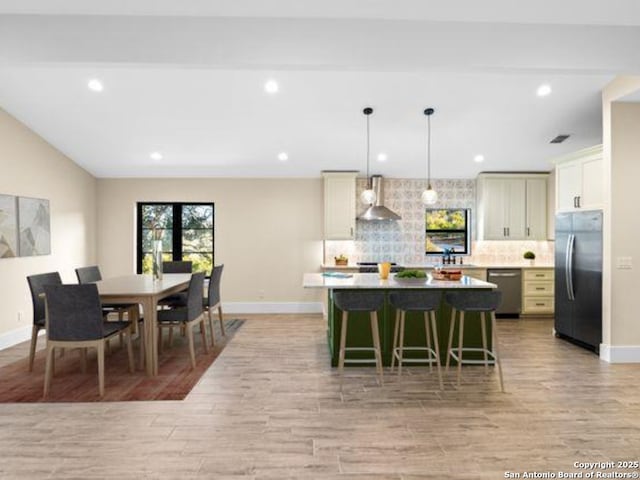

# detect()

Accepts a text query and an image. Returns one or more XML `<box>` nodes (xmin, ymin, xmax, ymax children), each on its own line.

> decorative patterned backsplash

<box><xmin>324</xmin><ymin>177</ymin><xmax>554</xmax><ymax>266</ymax></box>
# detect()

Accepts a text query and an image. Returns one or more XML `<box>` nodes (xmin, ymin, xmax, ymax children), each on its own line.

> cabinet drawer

<box><xmin>523</xmin><ymin>269</ymin><xmax>554</xmax><ymax>281</ymax></box>
<box><xmin>524</xmin><ymin>281</ymin><xmax>554</xmax><ymax>296</ymax></box>
<box><xmin>523</xmin><ymin>297</ymin><xmax>554</xmax><ymax>314</ymax></box>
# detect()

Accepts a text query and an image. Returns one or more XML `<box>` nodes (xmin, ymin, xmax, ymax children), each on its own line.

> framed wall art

<box><xmin>0</xmin><ymin>194</ymin><xmax>18</xmax><ymax>258</ymax></box>
<box><xmin>18</xmin><ymin>196</ymin><xmax>51</xmax><ymax>256</ymax></box>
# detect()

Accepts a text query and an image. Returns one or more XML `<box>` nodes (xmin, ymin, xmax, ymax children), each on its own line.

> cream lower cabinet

<box><xmin>463</xmin><ymin>268</ymin><xmax>487</xmax><ymax>281</ymax></box>
<box><xmin>323</xmin><ymin>171</ymin><xmax>357</xmax><ymax>240</ymax></box>
<box><xmin>521</xmin><ymin>268</ymin><xmax>554</xmax><ymax>316</ymax></box>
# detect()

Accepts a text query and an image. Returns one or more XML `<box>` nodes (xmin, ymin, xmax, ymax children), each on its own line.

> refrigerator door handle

<box><xmin>566</xmin><ymin>233</ymin><xmax>576</xmax><ymax>301</ymax></box>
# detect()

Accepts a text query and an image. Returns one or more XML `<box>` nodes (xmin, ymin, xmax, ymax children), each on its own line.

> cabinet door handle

<box><xmin>535</xmin><ymin>303</ymin><xmax>545</xmax><ymax>306</ymax></box>
<box><xmin>535</xmin><ymin>287</ymin><xmax>545</xmax><ymax>290</ymax></box>
<box><xmin>507</xmin><ymin>227</ymin><xmax>510</xmax><ymax>237</ymax></box>
<box><xmin>576</xmin><ymin>196</ymin><xmax>581</xmax><ymax>208</ymax></box>
<box><xmin>350</xmin><ymin>227</ymin><xmax>354</xmax><ymax>236</ymax></box>
<box><xmin>573</xmin><ymin>196</ymin><xmax>578</xmax><ymax>208</ymax></box>
<box><xmin>527</xmin><ymin>227</ymin><xmax>530</xmax><ymax>237</ymax></box>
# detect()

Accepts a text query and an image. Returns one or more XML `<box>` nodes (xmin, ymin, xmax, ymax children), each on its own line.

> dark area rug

<box><xmin>0</xmin><ymin>319</ymin><xmax>244</xmax><ymax>403</ymax></box>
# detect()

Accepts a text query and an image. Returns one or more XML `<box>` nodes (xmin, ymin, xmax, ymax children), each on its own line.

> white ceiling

<box><xmin>0</xmin><ymin>1</ymin><xmax>639</xmax><ymax>178</ymax></box>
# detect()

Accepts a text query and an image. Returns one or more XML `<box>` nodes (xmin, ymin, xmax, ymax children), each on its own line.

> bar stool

<box><xmin>389</xmin><ymin>291</ymin><xmax>443</xmax><ymax>390</ymax></box>
<box><xmin>444</xmin><ymin>291</ymin><xmax>504</xmax><ymax>392</ymax></box>
<box><xmin>333</xmin><ymin>291</ymin><xmax>384</xmax><ymax>385</ymax></box>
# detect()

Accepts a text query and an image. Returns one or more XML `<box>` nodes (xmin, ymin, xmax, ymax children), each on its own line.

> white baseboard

<box><xmin>223</xmin><ymin>302</ymin><xmax>323</xmax><ymax>315</ymax></box>
<box><xmin>600</xmin><ymin>344</ymin><xmax>640</xmax><ymax>363</ymax></box>
<box><xmin>0</xmin><ymin>325</ymin><xmax>38</xmax><ymax>351</ymax></box>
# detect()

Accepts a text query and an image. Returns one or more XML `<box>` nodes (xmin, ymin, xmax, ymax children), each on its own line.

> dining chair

<box><xmin>162</xmin><ymin>261</ymin><xmax>193</xmax><ymax>274</ymax></box>
<box><xmin>26</xmin><ymin>272</ymin><xmax>62</xmax><ymax>372</ymax></box>
<box><xmin>204</xmin><ymin>264</ymin><xmax>225</xmax><ymax>347</ymax></box>
<box><xmin>75</xmin><ymin>265</ymin><xmax>139</xmax><ymax>348</ymax></box>
<box><xmin>42</xmin><ymin>283</ymin><xmax>135</xmax><ymax>397</ymax></box>
<box><xmin>157</xmin><ymin>272</ymin><xmax>208</xmax><ymax>369</ymax></box>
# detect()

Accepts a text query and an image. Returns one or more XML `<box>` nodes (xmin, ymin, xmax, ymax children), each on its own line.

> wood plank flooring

<box><xmin>1</xmin><ymin>314</ymin><xmax>640</xmax><ymax>479</ymax></box>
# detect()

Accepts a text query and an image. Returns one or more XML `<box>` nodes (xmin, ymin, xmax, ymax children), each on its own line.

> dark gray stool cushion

<box><xmin>445</xmin><ymin>291</ymin><xmax>502</xmax><ymax>312</ymax></box>
<box><xmin>333</xmin><ymin>291</ymin><xmax>384</xmax><ymax>312</ymax></box>
<box><xmin>390</xmin><ymin>291</ymin><xmax>442</xmax><ymax>312</ymax></box>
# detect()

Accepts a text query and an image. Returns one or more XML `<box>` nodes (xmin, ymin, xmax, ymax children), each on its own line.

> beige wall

<box><xmin>96</xmin><ymin>178</ymin><xmax>324</xmax><ymax>307</ymax></box>
<box><xmin>0</xmin><ymin>108</ymin><xmax>97</xmax><ymax>340</ymax></box>
<box><xmin>602</xmin><ymin>76</ymin><xmax>640</xmax><ymax>359</ymax></box>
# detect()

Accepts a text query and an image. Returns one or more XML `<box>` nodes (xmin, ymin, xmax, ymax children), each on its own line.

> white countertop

<box><xmin>303</xmin><ymin>273</ymin><xmax>497</xmax><ymax>289</ymax></box>
<box><xmin>321</xmin><ymin>263</ymin><xmax>554</xmax><ymax>270</ymax></box>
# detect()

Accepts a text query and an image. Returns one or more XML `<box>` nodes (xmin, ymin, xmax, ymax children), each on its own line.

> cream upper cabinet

<box><xmin>477</xmin><ymin>173</ymin><xmax>548</xmax><ymax>240</ymax></box>
<box><xmin>553</xmin><ymin>145</ymin><xmax>603</xmax><ymax>212</ymax></box>
<box><xmin>323</xmin><ymin>171</ymin><xmax>357</xmax><ymax>240</ymax></box>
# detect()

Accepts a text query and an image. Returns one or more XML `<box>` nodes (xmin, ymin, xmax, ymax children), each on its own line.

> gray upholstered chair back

<box><xmin>208</xmin><ymin>264</ymin><xmax>224</xmax><ymax>306</ymax></box>
<box><xmin>444</xmin><ymin>291</ymin><xmax>503</xmax><ymax>312</ymax></box>
<box><xmin>163</xmin><ymin>261</ymin><xmax>193</xmax><ymax>273</ymax></box>
<box><xmin>186</xmin><ymin>272</ymin><xmax>205</xmax><ymax>321</ymax></box>
<box><xmin>27</xmin><ymin>272</ymin><xmax>62</xmax><ymax>326</ymax></box>
<box><xmin>43</xmin><ymin>284</ymin><xmax>104</xmax><ymax>341</ymax></box>
<box><xmin>75</xmin><ymin>265</ymin><xmax>102</xmax><ymax>284</ymax></box>
<box><xmin>389</xmin><ymin>290</ymin><xmax>442</xmax><ymax>312</ymax></box>
<box><xmin>333</xmin><ymin>291</ymin><xmax>385</xmax><ymax>312</ymax></box>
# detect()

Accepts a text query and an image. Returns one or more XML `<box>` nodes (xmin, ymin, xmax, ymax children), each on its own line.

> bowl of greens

<box><xmin>394</xmin><ymin>269</ymin><xmax>428</xmax><ymax>283</ymax></box>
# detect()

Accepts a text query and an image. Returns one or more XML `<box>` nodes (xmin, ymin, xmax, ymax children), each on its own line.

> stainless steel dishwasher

<box><xmin>487</xmin><ymin>269</ymin><xmax>522</xmax><ymax>316</ymax></box>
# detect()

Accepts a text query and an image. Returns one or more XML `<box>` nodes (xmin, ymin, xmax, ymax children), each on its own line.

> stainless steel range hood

<box><xmin>357</xmin><ymin>175</ymin><xmax>401</xmax><ymax>221</ymax></box>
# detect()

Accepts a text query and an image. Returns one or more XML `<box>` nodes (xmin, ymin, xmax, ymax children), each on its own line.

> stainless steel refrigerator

<box><xmin>555</xmin><ymin>210</ymin><xmax>603</xmax><ymax>352</ymax></box>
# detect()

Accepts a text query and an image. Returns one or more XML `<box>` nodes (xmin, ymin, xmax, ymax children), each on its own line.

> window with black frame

<box><xmin>425</xmin><ymin>208</ymin><xmax>470</xmax><ymax>256</ymax></box>
<box><xmin>137</xmin><ymin>203</ymin><xmax>214</xmax><ymax>274</ymax></box>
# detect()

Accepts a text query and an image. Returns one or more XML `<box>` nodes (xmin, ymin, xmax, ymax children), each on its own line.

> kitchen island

<box><xmin>303</xmin><ymin>273</ymin><xmax>497</xmax><ymax>366</ymax></box>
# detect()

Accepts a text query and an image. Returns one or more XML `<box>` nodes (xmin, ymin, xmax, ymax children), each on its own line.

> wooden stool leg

<box><xmin>480</xmin><ymin>312</ymin><xmax>489</xmax><ymax>373</ymax></box>
<box><xmin>424</xmin><ymin>311</ymin><xmax>433</xmax><ymax>373</ymax></box>
<box><xmin>371</xmin><ymin>312</ymin><xmax>383</xmax><ymax>385</ymax></box>
<box><xmin>97</xmin><ymin>343</ymin><xmax>105</xmax><ymax>397</ymax></box>
<box><xmin>446</xmin><ymin>308</ymin><xmax>456</xmax><ymax>372</ymax></box>
<box><xmin>397</xmin><ymin>311</ymin><xmax>406</xmax><ymax>376</ymax></box>
<box><xmin>391</xmin><ymin>309</ymin><xmax>400</xmax><ymax>371</ymax></box>
<box><xmin>338</xmin><ymin>311</ymin><xmax>348</xmax><ymax>380</ymax></box>
<box><xmin>491</xmin><ymin>312</ymin><xmax>505</xmax><ymax>393</ymax></box>
<box><xmin>456</xmin><ymin>312</ymin><xmax>465</xmax><ymax>387</ymax></box>
<box><xmin>430</xmin><ymin>311</ymin><xmax>444</xmax><ymax>391</ymax></box>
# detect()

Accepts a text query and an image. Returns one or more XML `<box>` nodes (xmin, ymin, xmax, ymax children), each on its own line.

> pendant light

<box><xmin>421</xmin><ymin>107</ymin><xmax>438</xmax><ymax>205</ymax></box>
<box><xmin>360</xmin><ymin>107</ymin><xmax>377</xmax><ymax>205</ymax></box>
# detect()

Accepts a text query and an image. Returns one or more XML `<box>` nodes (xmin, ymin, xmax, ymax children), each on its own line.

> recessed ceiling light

<box><xmin>277</xmin><ymin>152</ymin><xmax>289</xmax><ymax>162</ymax></box>
<box><xmin>377</xmin><ymin>153</ymin><xmax>388</xmax><ymax>162</ymax></box>
<box><xmin>537</xmin><ymin>84</ymin><xmax>552</xmax><ymax>97</ymax></box>
<box><xmin>474</xmin><ymin>154</ymin><xmax>485</xmax><ymax>163</ymax></box>
<box><xmin>150</xmin><ymin>152</ymin><xmax>163</xmax><ymax>161</ymax></box>
<box><xmin>87</xmin><ymin>79</ymin><xmax>104</xmax><ymax>92</ymax></box>
<box><xmin>264</xmin><ymin>80</ymin><xmax>279</xmax><ymax>94</ymax></box>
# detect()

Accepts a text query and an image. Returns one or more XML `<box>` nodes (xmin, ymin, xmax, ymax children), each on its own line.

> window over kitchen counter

<box><xmin>425</xmin><ymin>208</ymin><xmax>470</xmax><ymax>255</ymax></box>
<box><xmin>136</xmin><ymin>202</ymin><xmax>214</xmax><ymax>274</ymax></box>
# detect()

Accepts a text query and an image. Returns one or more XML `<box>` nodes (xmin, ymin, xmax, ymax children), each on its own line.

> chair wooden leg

<box><xmin>138</xmin><ymin>323</ymin><xmax>145</xmax><ymax>370</ymax></box>
<box><xmin>207</xmin><ymin>308</ymin><xmax>216</xmax><ymax>348</ymax></box>
<box><xmin>199</xmin><ymin>318</ymin><xmax>208</xmax><ymax>354</ymax></box>
<box><xmin>186</xmin><ymin>324</ymin><xmax>197</xmax><ymax>369</ymax></box>
<box><xmin>424</xmin><ymin>311</ymin><xmax>433</xmax><ymax>373</ymax></box>
<box><xmin>126</xmin><ymin>328</ymin><xmax>135</xmax><ymax>373</ymax></box>
<box><xmin>371</xmin><ymin>312</ymin><xmax>383</xmax><ymax>385</ymax></box>
<box><xmin>28</xmin><ymin>325</ymin><xmax>39</xmax><ymax>373</ymax></box>
<box><xmin>43</xmin><ymin>345</ymin><xmax>55</xmax><ymax>397</ymax></box>
<box><xmin>218</xmin><ymin>306</ymin><xmax>225</xmax><ymax>336</ymax></box>
<box><xmin>480</xmin><ymin>312</ymin><xmax>489</xmax><ymax>373</ymax></box>
<box><xmin>492</xmin><ymin>312</ymin><xmax>505</xmax><ymax>393</ymax></box>
<box><xmin>158</xmin><ymin>327</ymin><xmax>164</xmax><ymax>354</ymax></box>
<box><xmin>167</xmin><ymin>326</ymin><xmax>174</xmax><ymax>348</ymax></box>
<box><xmin>391</xmin><ymin>310</ymin><xmax>400</xmax><ymax>371</ymax></box>
<box><xmin>118</xmin><ymin>311</ymin><xmax>124</xmax><ymax>348</ymax></box>
<box><xmin>97</xmin><ymin>343</ymin><xmax>105</xmax><ymax>397</ymax></box>
<box><xmin>430</xmin><ymin>311</ymin><xmax>444</xmax><ymax>391</ymax></box>
<box><xmin>456</xmin><ymin>312</ymin><xmax>465</xmax><ymax>387</ymax></box>
<box><xmin>397</xmin><ymin>311</ymin><xmax>406</xmax><ymax>376</ymax></box>
<box><xmin>338</xmin><ymin>311</ymin><xmax>348</xmax><ymax>380</ymax></box>
<box><xmin>446</xmin><ymin>308</ymin><xmax>456</xmax><ymax>371</ymax></box>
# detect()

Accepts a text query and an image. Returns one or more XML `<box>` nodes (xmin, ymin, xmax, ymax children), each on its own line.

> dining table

<box><xmin>95</xmin><ymin>273</ymin><xmax>191</xmax><ymax>376</ymax></box>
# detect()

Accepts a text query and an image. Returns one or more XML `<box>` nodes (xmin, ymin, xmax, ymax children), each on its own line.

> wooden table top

<box><xmin>95</xmin><ymin>273</ymin><xmax>191</xmax><ymax>296</ymax></box>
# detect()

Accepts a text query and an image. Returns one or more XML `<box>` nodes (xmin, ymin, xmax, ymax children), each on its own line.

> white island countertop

<box><xmin>303</xmin><ymin>273</ymin><xmax>497</xmax><ymax>289</ymax></box>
